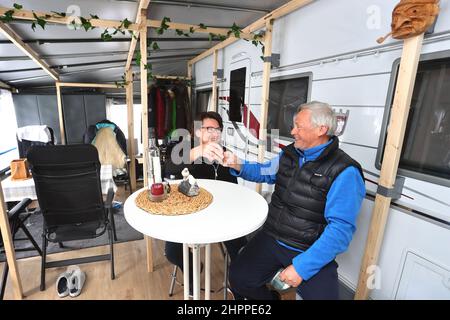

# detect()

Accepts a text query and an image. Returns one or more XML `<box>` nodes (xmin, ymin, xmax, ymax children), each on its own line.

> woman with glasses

<box><xmin>163</xmin><ymin>111</ymin><xmax>247</xmax><ymax>294</ymax></box>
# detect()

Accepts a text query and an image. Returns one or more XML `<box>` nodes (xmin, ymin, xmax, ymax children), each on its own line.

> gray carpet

<box><xmin>0</xmin><ymin>205</ymin><xmax>143</xmax><ymax>262</ymax></box>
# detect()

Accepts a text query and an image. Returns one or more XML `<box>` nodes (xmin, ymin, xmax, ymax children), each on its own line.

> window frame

<box><xmin>376</xmin><ymin>49</ymin><xmax>450</xmax><ymax>188</ymax></box>
<box><xmin>193</xmin><ymin>87</ymin><xmax>218</xmax><ymax>119</ymax></box>
<box><xmin>267</xmin><ymin>72</ymin><xmax>313</xmax><ymax>141</ymax></box>
<box><xmin>229</xmin><ymin>67</ymin><xmax>247</xmax><ymax>123</ymax></box>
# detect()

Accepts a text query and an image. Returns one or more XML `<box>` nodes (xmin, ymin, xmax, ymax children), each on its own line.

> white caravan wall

<box><xmin>192</xmin><ymin>0</ymin><xmax>450</xmax><ymax>299</ymax></box>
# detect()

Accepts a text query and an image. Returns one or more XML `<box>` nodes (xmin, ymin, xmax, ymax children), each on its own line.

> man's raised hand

<box><xmin>223</xmin><ymin>151</ymin><xmax>241</xmax><ymax>172</ymax></box>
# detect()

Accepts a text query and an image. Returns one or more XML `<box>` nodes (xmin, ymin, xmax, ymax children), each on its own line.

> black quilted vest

<box><xmin>263</xmin><ymin>137</ymin><xmax>363</xmax><ymax>251</ymax></box>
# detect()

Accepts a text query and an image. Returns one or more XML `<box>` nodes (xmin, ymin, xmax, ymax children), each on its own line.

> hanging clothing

<box><xmin>171</xmin><ymin>93</ymin><xmax>177</xmax><ymax>135</ymax></box>
<box><xmin>163</xmin><ymin>89</ymin><xmax>171</xmax><ymax>135</ymax></box>
<box><xmin>155</xmin><ymin>87</ymin><xmax>165</xmax><ymax>139</ymax></box>
<box><xmin>148</xmin><ymin>82</ymin><xmax>192</xmax><ymax>139</ymax></box>
<box><xmin>148</xmin><ymin>86</ymin><xmax>157</xmax><ymax>129</ymax></box>
<box><xmin>175</xmin><ymin>85</ymin><xmax>191</xmax><ymax>130</ymax></box>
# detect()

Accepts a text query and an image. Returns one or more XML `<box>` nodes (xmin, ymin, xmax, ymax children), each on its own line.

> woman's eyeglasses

<box><xmin>202</xmin><ymin>127</ymin><xmax>222</xmax><ymax>133</ymax></box>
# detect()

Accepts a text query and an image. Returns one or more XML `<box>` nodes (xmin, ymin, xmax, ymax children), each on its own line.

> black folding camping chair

<box><xmin>27</xmin><ymin>144</ymin><xmax>115</xmax><ymax>291</ymax></box>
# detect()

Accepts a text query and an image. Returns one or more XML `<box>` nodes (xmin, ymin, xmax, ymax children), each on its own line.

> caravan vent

<box><xmin>232</xmin><ymin>52</ymin><xmax>247</xmax><ymax>60</ymax></box>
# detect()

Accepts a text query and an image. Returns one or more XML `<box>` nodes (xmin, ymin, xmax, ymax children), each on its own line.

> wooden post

<box><xmin>55</xmin><ymin>81</ymin><xmax>66</xmax><ymax>145</ymax></box>
<box><xmin>139</xmin><ymin>9</ymin><xmax>153</xmax><ymax>273</ymax></box>
<box><xmin>211</xmin><ymin>50</ymin><xmax>218</xmax><ymax>112</ymax></box>
<box><xmin>256</xmin><ymin>19</ymin><xmax>274</xmax><ymax>194</ymax></box>
<box><xmin>355</xmin><ymin>34</ymin><xmax>424</xmax><ymax>300</ymax></box>
<box><xmin>0</xmin><ymin>182</ymin><xmax>23</xmax><ymax>299</ymax></box>
<box><xmin>126</xmin><ymin>70</ymin><xmax>137</xmax><ymax>192</ymax></box>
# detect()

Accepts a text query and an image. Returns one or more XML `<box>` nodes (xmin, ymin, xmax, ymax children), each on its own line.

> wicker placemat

<box><xmin>135</xmin><ymin>184</ymin><xmax>213</xmax><ymax>216</ymax></box>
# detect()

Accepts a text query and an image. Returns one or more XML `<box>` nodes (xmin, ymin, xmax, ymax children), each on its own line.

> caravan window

<box><xmin>193</xmin><ymin>89</ymin><xmax>215</xmax><ymax>119</ymax></box>
<box><xmin>267</xmin><ymin>75</ymin><xmax>310</xmax><ymax>138</ymax></box>
<box><xmin>378</xmin><ymin>53</ymin><xmax>450</xmax><ymax>186</ymax></box>
<box><xmin>229</xmin><ymin>67</ymin><xmax>246</xmax><ymax>122</ymax></box>
<box><xmin>0</xmin><ymin>90</ymin><xmax>19</xmax><ymax>172</ymax></box>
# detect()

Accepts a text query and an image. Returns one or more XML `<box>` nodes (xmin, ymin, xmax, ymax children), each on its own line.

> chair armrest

<box><xmin>104</xmin><ymin>187</ymin><xmax>115</xmax><ymax>209</ymax></box>
<box><xmin>0</xmin><ymin>166</ymin><xmax>10</xmax><ymax>177</ymax></box>
<box><xmin>8</xmin><ymin>198</ymin><xmax>32</xmax><ymax>219</ymax></box>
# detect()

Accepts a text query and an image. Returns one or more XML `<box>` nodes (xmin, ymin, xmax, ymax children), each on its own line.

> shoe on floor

<box><xmin>67</xmin><ymin>265</ymin><xmax>86</xmax><ymax>298</ymax></box>
<box><xmin>56</xmin><ymin>268</ymin><xmax>76</xmax><ymax>298</ymax></box>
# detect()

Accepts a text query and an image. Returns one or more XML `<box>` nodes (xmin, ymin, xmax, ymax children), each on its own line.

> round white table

<box><xmin>124</xmin><ymin>179</ymin><xmax>268</xmax><ymax>300</ymax></box>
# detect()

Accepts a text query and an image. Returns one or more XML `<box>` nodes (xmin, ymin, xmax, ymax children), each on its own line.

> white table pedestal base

<box><xmin>183</xmin><ymin>243</ymin><xmax>211</xmax><ymax>300</ymax></box>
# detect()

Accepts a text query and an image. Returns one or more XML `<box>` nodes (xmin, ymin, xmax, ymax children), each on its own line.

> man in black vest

<box><xmin>224</xmin><ymin>101</ymin><xmax>366</xmax><ymax>300</ymax></box>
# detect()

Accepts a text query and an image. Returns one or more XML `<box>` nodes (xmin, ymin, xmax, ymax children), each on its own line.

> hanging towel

<box><xmin>17</xmin><ymin>125</ymin><xmax>52</xmax><ymax>143</ymax></box>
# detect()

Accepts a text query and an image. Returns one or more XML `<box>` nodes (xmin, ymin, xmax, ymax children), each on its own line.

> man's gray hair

<box><xmin>297</xmin><ymin>101</ymin><xmax>337</xmax><ymax>136</ymax></box>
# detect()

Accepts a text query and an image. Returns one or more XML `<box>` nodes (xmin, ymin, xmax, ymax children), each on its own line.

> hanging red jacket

<box><xmin>155</xmin><ymin>87</ymin><xmax>166</xmax><ymax>139</ymax></box>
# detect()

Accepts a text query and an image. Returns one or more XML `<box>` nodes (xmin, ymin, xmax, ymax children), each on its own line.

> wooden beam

<box><xmin>211</xmin><ymin>50</ymin><xmax>218</xmax><ymax>112</ymax></box>
<box><xmin>0</xmin><ymin>21</ymin><xmax>59</xmax><ymax>81</ymax></box>
<box><xmin>133</xmin><ymin>74</ymin><xmax>191</xmax><ymax>81</ymax></box>
<box><xmin>139</xmin><ymin>9</ymin><xmax>154</xmax><ymax>273</ymax></box>
<box><xmin>354</xmin><ymin>34</ymin><xmax>424</xmax><ymax>300</ymax></box>
<box><xmin>0</xmin><ymin>7</ymin><xmax>140</xmax><ymax>31</ymax></box>
<box><xmin>125</xmin><ymin>0</ymin><xmax>151</xmax><ymax>71</ymax></box>
<box><xmin>55</xmin><ymin>82</ymin><xmax>66</xmax><ymax>145</ymax></box>
<box><xmin>0</xmin><ymin>182</ymin><xmax>23</xmax><ymax>299</ymax></box>
<box><xmin>0</xmin><ymin>80</ymin><xmax>15</xmax><ymax>91</ymax></box>
<box><xmin>57</xmin><ymin>82</ymin><xmax>119</xmax><ymax>89</ymax></box>
<box><xmin>0</xmin><ymin>6</ymin><xmax>254</xmax><ymax>38</ymax></box>
<box><xmin>0</xmin><ymin>5</ymin><xmax>254</xmax><ymax>65</ymax></box>
<box><xmin>126</xmin><ymin>70</ymin><xmax>137</xmax><ymax>192</ymax></box>
<box><xmin>153</xmin><ymin>75</ymin><xmax>191</xmax><ymax>80</ymax></box>
<box><xmin>189</xmin><ymin>0</ymin><xmax>314</xmax><ymax>64</ymax></box>
<box><xmin>126</xmin><ymin>35</ymin><xmax>139</xmax><ymax>71</ymax></box>
<box><xmin>146</xmin><ymin>19</ymin><xmax>256</xmax><ymax>39</ymax></box>
<box><xmin>0</xmin><ymin>80</ymin><xmax>10</xmax><ymax>89</ymax></box>
<box><xmin>256</xmin><ymin>20</ymin><xmax>274</xmax><ymax>194</ymax></box>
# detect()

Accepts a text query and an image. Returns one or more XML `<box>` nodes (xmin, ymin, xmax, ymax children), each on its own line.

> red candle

<box><xmin>151</xmin><ymin>183</ymin><xmax>164</xmax><ymax>196</ymax></box>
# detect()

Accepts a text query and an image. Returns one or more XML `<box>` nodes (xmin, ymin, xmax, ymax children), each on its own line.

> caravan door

<box><xmin>222</xmin><ymin>58</ymin><xmax>253</xmax><ymax>161</ymax></box>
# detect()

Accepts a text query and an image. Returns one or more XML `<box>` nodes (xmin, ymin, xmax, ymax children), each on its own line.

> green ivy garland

<box><xmin>1</xmin><ymin>3</ymin><xmax>265</xmax><ymax>88</ymax></box>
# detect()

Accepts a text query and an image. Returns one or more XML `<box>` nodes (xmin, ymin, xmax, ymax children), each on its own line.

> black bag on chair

<box><xmin>27</xmin><ymin>144</ymin><xmax>116</xmax><ymax>291</ymax></box>
<box><xmin>17</xmin><ymin>125</ymin><xmax>55</xmax><ymax>158</ymax></box>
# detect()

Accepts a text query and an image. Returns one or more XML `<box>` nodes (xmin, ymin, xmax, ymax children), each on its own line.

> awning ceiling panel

<box><xmin>0</xmin><ymin>0</ymin><xmax>290</xmax><ymax>90</ymax></box>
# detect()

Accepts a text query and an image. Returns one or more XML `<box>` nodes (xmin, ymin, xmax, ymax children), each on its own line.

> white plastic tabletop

<box><xmin>1</xmin><ymin>164</ymin><xmax>116</xmax><ymax>202</ymax></box>
<box><xmin>124</xmin><ymin>179</ymin><xmax>268</xmax><ymax>244</ymax></box>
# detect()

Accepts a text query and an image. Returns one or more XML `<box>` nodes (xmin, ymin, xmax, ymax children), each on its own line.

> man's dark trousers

<box><xmin>229</xmin><ymin>230</ymin><xmax>339</xmax><ymax>300</ymax></box>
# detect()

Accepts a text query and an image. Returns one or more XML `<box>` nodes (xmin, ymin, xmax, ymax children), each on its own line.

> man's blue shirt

<box><xmin>230</xmin><ymin>139</ymin><xmax>366</xmax><ymax>280</ymax></box>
